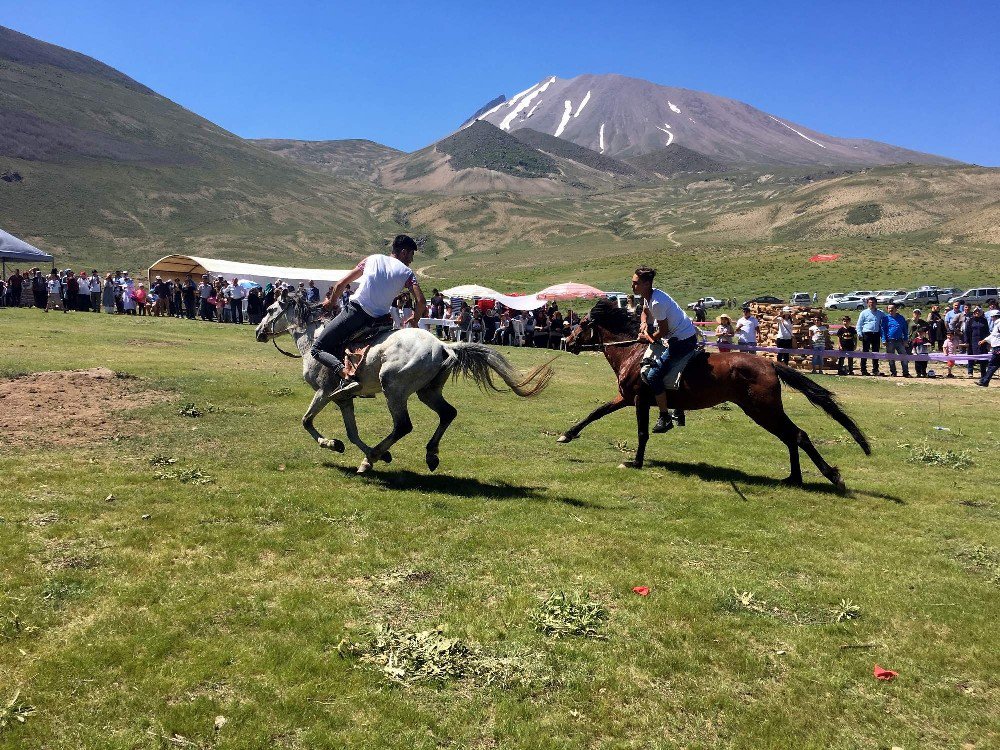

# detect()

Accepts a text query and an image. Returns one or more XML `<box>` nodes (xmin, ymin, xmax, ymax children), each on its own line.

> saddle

<box><xmin>640</xmin><ymin>343</ymin><xmax>706</xmax><ymax>391</ymax></box>
<box><xmin>341</xmin><ymin>314</ymin><xmax>394</xmax><ymax>378</ymax></box>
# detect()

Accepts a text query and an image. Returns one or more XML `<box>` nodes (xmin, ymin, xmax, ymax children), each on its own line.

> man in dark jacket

<box><xmin>837</xmin><ymin>316</ymin><xmax>857</xmax><ymax>375</ymax></box>
<box><xmin>964</xmin><ymin>307</ymin><xmax>991</xmax><ymax>379</ymax></box>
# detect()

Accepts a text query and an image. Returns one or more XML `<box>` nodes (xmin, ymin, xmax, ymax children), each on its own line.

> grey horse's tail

<box><xmin>448</xmin><ymin>342</ymin><xmax>553</xmax><ymax>397</ymax></box>
<box><xmin>774</xmin><ymin>363</ymin><xmax>871</xmax><ymax>455</ymax></box>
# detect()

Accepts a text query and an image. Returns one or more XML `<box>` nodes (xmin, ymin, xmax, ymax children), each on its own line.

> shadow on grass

<box><xmin>646</xmin><ymin>460</ymin><xmax>906</xmax><ymax>504</ymax></box>
<box><xmin>323</xmin><ymin>464</ymin><xmax>603</xmax><ymax>508</ymax></box>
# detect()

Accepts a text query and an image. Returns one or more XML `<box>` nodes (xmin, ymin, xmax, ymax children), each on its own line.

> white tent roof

<box><xmin>147</xmin><ymin>254</ymin><xmax>356</xmax><ymax>295</ymax></box>
<box><xmin>442</xmin><ymin>284</ymin><xmax>544</xmax><ymax>311</ymax></box>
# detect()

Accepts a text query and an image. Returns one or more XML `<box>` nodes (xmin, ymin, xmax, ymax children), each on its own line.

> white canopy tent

<box><xmin>441</xmin><ymin>284</ymin><xmax>545</xmax><ymax>311</ymax></box>
<box><xmin>147</xmin><ymin>255</ymin><xmax>357</xmax><ymax>297</ymax></box>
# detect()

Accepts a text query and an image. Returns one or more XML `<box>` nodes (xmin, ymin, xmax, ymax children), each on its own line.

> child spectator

<box><xmin>911</xmin><ymin>328</ymin><xmax>929</xmax><ymax>377</ymax></box>
<box><xmin>837</xmin><ymin>315</ymin><xmax>857</xmax><ymax>375</ymax></box>
<box><xmin>808</xmin><ymin>316</ymin><xmax>828</xmax><ymax>374</ymax></box>
<box><xmin>715</xmin><ymin>314</ymin><xmax>734</xmax><ymax>351</ymax></box>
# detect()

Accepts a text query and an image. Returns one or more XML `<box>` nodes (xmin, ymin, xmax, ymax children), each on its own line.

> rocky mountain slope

<box><xmin>470</xmin><ymin>73</ymin><xmax>962</xmax><ymax>167</ymax></box>
<box><xmin>253</xmin><ymin>138</ymin><xmax>402</xmax><ymax>181</ymax></box>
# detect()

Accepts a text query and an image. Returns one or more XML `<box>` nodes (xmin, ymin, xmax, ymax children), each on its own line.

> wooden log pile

<box><xmin>747</xmin><ymin>303</ymin><xmax>834</xmax><ymax>371</ymax></box>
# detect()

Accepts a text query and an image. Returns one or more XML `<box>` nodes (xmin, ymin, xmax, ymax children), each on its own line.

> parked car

<box><xmin>743</xmin><ymin>295</ymin><xmax>784</xmax><ymax>307</ymax></box>
<box><xmin>790</xmin><ymin>292</ymin><xmax>812</xmax><ymax>305</ymax></box>
<box><xmin>893</xmin><ymin>289</ymin><xmax>941</xmax><ymax>307</ymax></box>
<box><xmin>686</xmin><ymin>296</ymin><xmax>726</xmax><ymax>310</ymax></box>
<box><xmin>825</xmin><ymin>295</ymin><xmax>866</xmax><ymax>310</ymax></box>
<box><xmin>845</xmin><ymin>290</ymin><xmax>874</xmax><ymax>300</ymax></box>
<box><xmin>948</xmin><ymin>286</ymin><xmax>1000</xmax><ymax>307</ymax></box>
<box><xmin>875</xmin><ymin>289</ymin><xmax>906</xmax><ymax>303</ymax></box>
<box><xmin>824</xmin><ymin>293</ymin><xmax>845</xmax><ymax>307</ymax></box>
<box><xmin>605</xmin><ymin>292</ymin><xmax>631</xmax><ymax>309</ymax></box>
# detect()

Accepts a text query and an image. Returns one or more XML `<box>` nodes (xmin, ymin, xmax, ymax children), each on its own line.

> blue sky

<box><xmin>5</xmin><ymin>0</ymin><xmax>999</xmax><ymax>164</ymax></box>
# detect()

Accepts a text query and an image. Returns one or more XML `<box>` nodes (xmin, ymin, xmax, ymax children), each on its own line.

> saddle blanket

<box><xmin>341</xmin><ymin>323</ymin><xmax>395</xmax><ymax>377</ymax></box>
<box><xmin>641</xmin><ymin>342</ymin><xmax>703</xmax><ymax>391</ymax></box>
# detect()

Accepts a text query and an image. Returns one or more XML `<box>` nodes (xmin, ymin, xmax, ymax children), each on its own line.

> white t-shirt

<box><xmin>89</xmin><ymin>276</ymin><xmax>101</xmax><ymax>293</ymax></box>
<box><xmin>47</xmin><ymin>278</ymin><xmax>62</xmax><ymax>294</ymax></box>
<box><xmin>736</xmin><ymin>315</ymin><xmax>759</xmax><ymax>344</ymax></box>
<box><xmin>647</xmin><ymin>289</ymin><xmax>698</xmax><ymax>341</ymax></box>
<box><xmin>777</xmin><ymin>318</ymin><xmax>793</xmax><ymax>340</ymax></box>
<box><xmin>227</xmin><ymin>284</ymin><xmax>245</xmax><ymax>300</ymax></box>
<box><xmin>808</xmin><ymin>324</ymin><xmax>828</xmax><ymax>345</ymax></box>
<box><xmin>352</xmin><ymin>254</ymin><xmax>418</xmax><ymax>317</ymax></box>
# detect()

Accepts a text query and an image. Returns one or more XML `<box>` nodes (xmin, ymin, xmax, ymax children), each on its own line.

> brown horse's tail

<box><xmin>774</xmin><ymin>363</ymin><xmax>871</xmax><ymax>455</ymax></box>
<box><xmin>448</xmin><ymin>342</ymin><xmax>553</xmax><ymax>397</ymax></box>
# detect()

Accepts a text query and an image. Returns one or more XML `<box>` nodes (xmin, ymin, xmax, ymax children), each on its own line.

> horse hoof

<box><xmin>556</xmin><ymin>434</ymin><xmax>571</xmax><ymax>444</ymax></box>
<box><xmin>357</xmin><ymin>460</ymin><xmax>373</xmax><ymax>475</ymax></box>
<box><xmin>382</xmin><ymin>451</ymin><xmax>392</xmax><ymax>464</ymax></box>
<box><xmin>781</xmin><ymin>476</ymin><xmax>803</xmax><ymax>487</ymax></box>
<box><xmin>320</xmin><ymin>438</ymin><xmax>345</xmax><ymax>453</ymax></box>
<box><xmin>426</xmin><ymin>453</ymin><xmax>440</xmax><ymax>472</ymax></box>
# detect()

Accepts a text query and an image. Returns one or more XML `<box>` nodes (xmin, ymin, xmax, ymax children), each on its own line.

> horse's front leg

<box><xmin>303</xmin><ymin>390</ymin><xmax>344</xmax><ymax>453</ymax></box>
<box><xmin>557</xmin><ymin>393</ymin><xmax>628</xmax><ymax>443</ymax></box>
<box><xmin>337</xmin><ymin>398</ymin><xmax>391</xmax><ymax>464</ymax></box>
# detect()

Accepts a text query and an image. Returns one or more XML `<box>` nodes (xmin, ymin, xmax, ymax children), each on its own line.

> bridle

<box><xmin>572</xmin><ymin>318</ymin><xmax>643</xmax><ymax>352</ymax></box>
<box><xmin>263</xmin><ymin>298</ymin><xmax>329</xmax><ymax>359</ymax></box>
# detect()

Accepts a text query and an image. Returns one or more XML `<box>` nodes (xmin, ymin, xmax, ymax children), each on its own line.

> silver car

<box><xmin>875</xmin><ymin>289</ymin><xmax>906</xmax><ymax>303</ymax></box>
<box><xmin>948</xmin><ymin>286</ymin><xmax>1000</xmax><ymax>307</ymax></box>
<box><xmin>825</xmin><ymin>295</ymin><xmax>866</xmax><ymax>310</ymax></box>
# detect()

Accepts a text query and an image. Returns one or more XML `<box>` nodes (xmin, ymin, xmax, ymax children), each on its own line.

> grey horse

<box><xmin>255</xmin><ymin>290</ymin><xmax>553</xmax><ymax>474</ymax></box>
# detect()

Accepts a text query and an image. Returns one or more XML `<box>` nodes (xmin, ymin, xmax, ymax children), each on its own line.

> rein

<box><xmin>266</xmin><ymin>299</ymin><xmax>330</xmax><ymax>359</ymax></box>
<box><xmin>272</xmin><ymin>333</ymin><xmax>302</xmax><ymax>358</ymax></box>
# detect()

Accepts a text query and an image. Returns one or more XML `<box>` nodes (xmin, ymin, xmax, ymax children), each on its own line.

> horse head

<box><xmin>255</xmin><ymin>289</ymin><xmax>322</xmax><ymax>343</ymax></box>
<box><xmin>565</xmin><ymin>299</ymin><xmax>639</xmax><ymax>353</ymax></box>
<box><xmin>564</xmin><ymin>316</ymin><xmax>595</xmax><ymax>355</ymax></box>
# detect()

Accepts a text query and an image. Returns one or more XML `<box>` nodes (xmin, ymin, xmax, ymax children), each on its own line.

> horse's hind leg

<box><xmin>303</xmin><ymin>390</ymin><xmax>344</xmax><ymax>453</ymax></box>
<box><xmin>337</xmin><ymin>398</ymin><xmax>391</xmax><ymax>464</ymax></box>
<box><xmin>417</xmin><ymin>376</ymin><xmax>457</xmax><ymax>472</ymax></box>
<box><xmin>741</xmin><ymin>403</ymin><xmax>844</xmax><ymax>490</ymax></box>
<box><xmin>357</xmin><ymin>390</ymin><xmax>413</xmax><ymax>474</ymax></box>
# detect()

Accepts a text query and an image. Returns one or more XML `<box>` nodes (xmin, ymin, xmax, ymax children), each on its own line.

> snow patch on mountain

<box><xmin>554</xmin><ymin>100</ymin><xmax>573</xmax><ymax>137</ymax></box>
<box><xmin>499</xmin><ymin>77</ymin><xmax>555</xmax><ymax>131</ymax></box>
<box><xmin>767</xmin><ymin>115</ymin><xmax>827</xmax><ymax>149</ymax></box>
<box><xmin>526</xmin><ymin>101</ymin><xmax>542</xmax><ymax>119</ymax></box>
<box><xmin>668</xmin><ymin>100</ymin><xmax>681</xmax><ymax>114</ymax></box>
<box><xmin>655</xmin><ymin>123</ymin><xmax>674</xmax><ymax>146</ymax></box>
<box><xmin>574</xmin><ymin>91</ymin><xmax>591</xmax><ymax>118</ymax></box>
<box><xmin>599</xmin><ymin>123</ymin><xmax>605</xmax><ymax>154</ymax></box>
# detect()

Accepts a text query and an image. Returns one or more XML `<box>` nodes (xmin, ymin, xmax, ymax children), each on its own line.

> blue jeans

<box><xmin>812</xmin><ymin>343</ymin><xmax>825</xmax><ymax>369</ymax></box>
<box><xmin>981</xmin><ymin>347</ymin><xmax>1000</xmax><ymax>386</ymax></box>
<box><xmin>884</xmin><ymin>339</ymin><xmax>909</xmax><ymax>376</ymax></box>
<box><xmin>643</xmin><ymin>335</ymin><xmax>699</xmax><ymax>396</ymax></box>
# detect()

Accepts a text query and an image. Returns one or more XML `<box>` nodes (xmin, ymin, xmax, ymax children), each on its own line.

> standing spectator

<box><xmin>837</xmin><ymin>315</ymin><xmax>857</xmax><ymax>375</ymax></box>
<box><xmin>532</xmin><ymin>308</ymin><xmax>549</xmax><ymax>348</ymax></box>
<box><xmin>522</xmin><ymin>308</ymin><xmax>535</xmax><ymax>344</ymax></box>
<box><xmin>170</xmin><ymin>278</ymin><xmax>182</xmax><ymax>317</ymax></box>
<box><xmin>776</xmin><ymin>308</ymin><xmax>794</xmax><ymax>364</ymax></box>
<box><xmin>812</xmin><ymin>292</ymin><xmax>818</xmax><ymax>304</ymax></box>
<box><xmin>483</xmin><ymin>304</ymin><xmax>499</xmax><ymax>343</ymax></box>
<box><xmin>693</xmin><ymin>299</ymin><xmax>707</xmax><ymax>323</ymax></box>
<box><xmin>182</xmin><ymin>275</ymin><xmax>197</xmax><ymax>319</ymax></box>
<box><xmin>626</xmin><ymin>295</ymin><xmax>639</xmax><ymax>316</ymax></box>
<box><xmin>945</xmin><ymin>301</ymin><xmax>966</xmax><ymax>350</ymax></box>
<box><xmin>430</xmin><ymin>289</ymin><xmax>444</xmax><ymax>317</ymax></box>
<box><xmin>45</xmin><ymin>270</ymin><xmax>64</xmax><ymax>312</ymax></box>
<box><xmin>984</xmin><ymin>299</ymin><xmax>999</xmax><ymax>326</ymax></box>
<box><xmin>911</xmin><ymin>327</ymin><xmax>929</xmax><ymax>378</ymax></box>
<box><xmin>469</xmin><ymin>307</ymin><xmax>484</xmax><ymax>342</ymax></box>
<box><xmin>32</xmin><ymin>270</ymin><xmax>47</xmax><ymax>309</ymax></box>
<box><xmin>65</xmin><ymin>271</ymin><xmax>79</xmax><ymax>312</ymax></box>
<box><xmin>102</xmin><ymin>273</ymin><xmax>116</xmax><ymax>313</ymax></box>
<box><xmin>133</xmin><ymin>284</ymin><xmax>148</xmax><ymax>315</ymax></box>
<box><xmin>964</xmin><ymin>307</ymin><xmax>990</xmax><ymax>379</ymax></box>
<box><xmin>975</xmin><ymin>315</ymin><xmax>1000</xmax><ymax>387</ymax></box>
<box><xmin>856</xmin><ymin>297</ymin><xmax>886</xmax><ymax>376</ymax></box>
<box><xmin>228</xmin><ymin>278</ymin><xmax>245</xmax><ymax>324</ymax></box>
<box><xmin>213</xmin><ymin>287</ymin><xmax>227</xmax><ymax>323</ymax></box>
<box><xmin>246</xmin><ymin>287</ymin><xmax>264</xmax><ymax>324</ymax></box>
<box><xmin>734</xmin><ymin>306</ymin><xmax>759</xmax><ymax>349</ymax></box>
<box><xmin>198</xmin><ymin>276</ymin><xmax>214</xmax><ymax>320</ymax></box>
<box><xmin>549</xmin><ymin>309</ymin><xmax>564</xmax><ymax>349</ymax></box>
<box><xmin>927</xmin><ymin>304</ymin><xmax>947</xmax><ymax>351</ymax></box>
<box><xmin>910</xmin><ymin>309</ymin><xmax>930</xmax><ymax>338</ymax></box>
<box><xmin>808</xmin><ymin>315</ymin><xmax>828</xmax><ymax>374</ymax></box>
<box><xmin>942</xmin><ymin>331</ymin><xmax>958</xmax><ymax>378</ymax></box>
<box><xmin>306</xmin><ymin>280</ymin><xmax>320</xmax><ymax>303</ymax></box>
<box><xmin>881</xmin><ymin>303</ymin><xmax>910</xmax><ymax>377</ymax></box>
<box><xmin>88</xmin><ymin>270</ymin><xmax>101</xmax><ymax>312</ymax></box>
<box><xmin>7</xmin><ymin>268</ymin><xmax>22</xmax><ymax>307</ymax></box>
<box><xmin>715</xmin><ymin>314</ymin><xmax>734</xmax><ymax>351</ymax></box>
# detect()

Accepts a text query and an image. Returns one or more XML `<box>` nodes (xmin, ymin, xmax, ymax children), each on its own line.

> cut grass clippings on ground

<box><xmin>531</xmin><ymin>591</ymin><xmax>609</xmax><ymax>639</ymax></box>
<box><xmin>340</xmin><ymin>624</ymin><xmax>547</xmax><ymax>687</ymax></box>
<box><xmin>956</xmin><ymin>545</ymin><xmax>1000</xmax><ymax>585</ymax></box>
<box><xmin>902</xmin><ymin>440</ymin><xmax>975</xmax><ymax>470</ymax></box>
<box><xmin>727</xmin><ymin>589</ymin><xmax>862</xmax><ymax>626</ymax></box>
<box><xmin>0</xmin><ymin>691</ymin><xmax>35</xmax><ymax>733</ymax></box>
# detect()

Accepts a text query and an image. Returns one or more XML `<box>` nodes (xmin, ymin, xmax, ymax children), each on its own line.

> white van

<box><xmin>949</xmin><ymin>287</ymin><xmax>1000</xmax><ymax>307</ymax></box>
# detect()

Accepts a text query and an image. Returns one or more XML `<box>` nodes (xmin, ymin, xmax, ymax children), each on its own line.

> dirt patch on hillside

<box><xmin>0</xmin><ymin>367</ymin><xmax>169</xmax><ymax>448</ymax></box>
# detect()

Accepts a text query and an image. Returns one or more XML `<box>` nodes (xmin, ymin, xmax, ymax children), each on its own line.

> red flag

<box><xmin>632</xmin><ymin>586</ymin><xmax>650</xmax><ymax>596</ymax></box>
<box><xmin>873</xmin><ymin>664</ymin><xmax>898</xmax><ymax>681</ymax></box>
<box><xmin>809</xmin><ymin>253</ymin><xmax>841</xmax><ymax>262</ymax></box>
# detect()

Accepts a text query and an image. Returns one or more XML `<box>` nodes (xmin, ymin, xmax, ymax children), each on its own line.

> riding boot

<box><xmin>652</xmin><ymin>412</ymin><xmax>674</xmax><ymax>433</ymax></box>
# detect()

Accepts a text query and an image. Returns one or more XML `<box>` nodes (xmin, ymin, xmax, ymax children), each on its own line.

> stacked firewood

<box><xmin>747</xmin><ymin>303</ymin><xmax>833</xmax><ymax>371</ymax></box>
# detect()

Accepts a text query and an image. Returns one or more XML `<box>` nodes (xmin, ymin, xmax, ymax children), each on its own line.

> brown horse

<box><xmin>559</xmin><ymin>299</ymin><xmax>870</xmax><ymax>489</ymax></box>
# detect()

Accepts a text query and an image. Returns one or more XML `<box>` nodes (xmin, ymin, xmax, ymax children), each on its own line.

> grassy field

<box><xmin>2</xmin><ymin>309</ymin><xmax>998</xmax><ymax>749</ymax></box>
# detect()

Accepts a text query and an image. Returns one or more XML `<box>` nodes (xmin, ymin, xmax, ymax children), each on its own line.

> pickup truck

<box><xmin>687</xmin><ymin>296</ymin><xmax>726</xmax><ymax>310</ymax></box>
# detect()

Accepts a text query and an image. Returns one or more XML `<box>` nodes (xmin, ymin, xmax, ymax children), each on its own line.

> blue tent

<box><xmin>0</xmin><ymin>228</ymin><xmax>53</xmax><ymax>274</ymax></box>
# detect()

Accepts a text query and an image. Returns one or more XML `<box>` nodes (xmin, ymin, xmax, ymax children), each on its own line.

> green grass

<box><xmin>2</xmin><ymin>309</ymin><xmax>998</xmax><ymax>748</ymax></box>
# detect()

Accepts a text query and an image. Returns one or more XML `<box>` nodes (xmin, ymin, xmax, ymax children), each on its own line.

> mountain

<box><xmin>0</xmin><ymin>25</ymin><xmax>382</xmax><ymax>270</ymax></box>
<box><xmin>470</xmin><ymin>73</ymin><xmax>962</xmax><ymax>167</ymax></box>
<box><xmin>623</xmin><ymin>144</ymin><xmax>726</xmax><ymax>176</ymax></box>
<box><xmin>511</xmin><ymin>128</ymin><xmax>640</xmax><ymax>177</ymax></box>
<box><xmin>254</xmin><ymin>138</ymin><xmax>403</xmax><ymax>181</ymax></box>
<box><xmin>378</xmin><ymin>120</ymin><xmax>633</xmax><ymax>195</ymax></box>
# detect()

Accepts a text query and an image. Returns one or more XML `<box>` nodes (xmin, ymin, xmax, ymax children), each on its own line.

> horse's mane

<box><xmin>289</xmin><ymin>291</ymin><xmax>328</xmax><ymax>327</ymax></box>
<box><xmin>589</xmin><ymin>298</ymin><xmax>639</xmax><ymax>336</ymax></box>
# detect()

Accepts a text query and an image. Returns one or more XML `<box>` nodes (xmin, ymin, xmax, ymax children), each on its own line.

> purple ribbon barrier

<box><xmin>705</xmin><ymin>342</ymin><xmax>995</xmax><ymax>362</ymax></box>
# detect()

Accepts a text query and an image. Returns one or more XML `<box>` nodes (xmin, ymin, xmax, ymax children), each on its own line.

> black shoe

<box><xmin>652</xmin><ymin>414</ymin><xmax>674</xmax><ymax>433</ymax></box>
<box><xmin>976</xmin><ymin>381</ymin><xmax>988</xmax><ymax>387</ymax></box>
<box><xmin>673</xmin><ymin>411</ymin><xmax>686</xmax><ymax>427</ymax></box>
<box><xmin>332</xmin><ymin>377</ymin><xmax>362</xmax><ymax>398</ymax></box>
